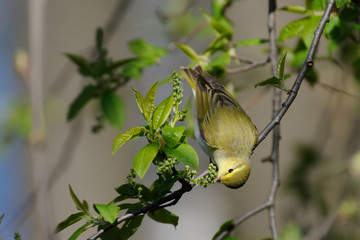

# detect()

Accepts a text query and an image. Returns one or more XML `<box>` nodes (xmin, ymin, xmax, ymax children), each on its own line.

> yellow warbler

<box><xmin>181</xmin><ymin>66</ymin><xmax>258</xmax><ymax>188</ymax></box>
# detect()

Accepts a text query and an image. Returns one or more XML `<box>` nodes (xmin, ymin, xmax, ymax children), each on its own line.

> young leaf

<box><xmin>132</xmin><ymin>87</ymin><xmax>144</xmax><ymax>114</ymax></box>
<box><xmin>143</xmin><ymin>81</ymin><xmax>158</xmax><ymax>123</ymax></box>
<box><xmin>201</xmin><ymin>10</ymin><xmax>233</xmax><ymax>35</ymax></box>
<box><xmin>94</xmin><ymin>204</ymin><xmax>120</xmax><ymax>224</ymax></box>
<box><xmin>65</xmin><ymin>54</ymin><xmax>95</xmax><ymax>77</ymax></box>
<box><xmin>276</xmin><ymin>52</ymin><xmax>287</xmax><ymax>79</ymax></box>
<box><xmin>118</xmin><ymin>215</ymin><xmax>144</xmax><ymax>240</ymax></box>
<box><xmin>67</xmin><ymin>85</ymin><xmax>97</xmax><ymax>121</ymax></box>
<box><xmin>150</xmin><ymin>175</ymin><xmax>177</xmax><ymax>200</ymax></box>
<box><xmin>14</xmin><ymin>232</ymin><xmax>21</xmax><ymax>240</ymax></box>
<box><xmin>255</xmin><ymin>76</ymin><xmax>289</xmax><ymax>92</ymax></box>
<box><xmin>101</xmin><ymin>91</ymin><xmax>125</xmax><ymax>130</ymax></box>
<box><xmin>212</xmin><ymin>0</ymin><xmax>232</xmax><ymax>19</ymax></box>
<box><xmin>69</xmin><ymin>185</ymin><xmax>88</xmax><ymax>214</ymax></box>
<box><xmin>133</xmin><ymin>143</ymin><xmax>160</xmax><ymax>178</ymax></box>
<box><xmin>55</xmin><ymin>212</ymin><xmax>86</xmax><ymax>233</ymax></box>
<box><xmin>115</xmin><ymin>183</ymin><xmax>151</xmax><ymax>202</ymax></box>
<box><xmin>152</xmin><ymin>96</ymin><xmax>174</xmax><ymax>130</ymax></box>
<box><xmin>147</xmin><ymin>208</ymin><xmax>179</xmax><ymax>227</ymax></box>
<box><xmin>0</xmin><ymin>213</ymin><xmax>4</xmax><ymax>225</ymax></box>
<box><xmin>254</xmin><ymin>76</ymin><xmax>280</xmax><ymax>88</ymax></box>
<box><xmin>163</xmin><ymin>144</ymin><xmax>199</xmax><ymax>169</ymax></box>
<box><xmin>175</xmin><ymin>43</ymin><xmax>200</xmax><ymax>61</ymax></box>
<box><xmin>234</xmin><ymin>38</ymin><xmax>269</xmax><ymax>47</ymax></box>
<box><xmin>212</xmin><ymin>219</ymin><xmax>234</xmax><ymax>240</ymax></box>
<box><xmin>301</xmin><ymin>16</ymin><xmax>322</xmax><ymax>48</ymax></box>
<box><xmin>336</xmin><ymin>0</ymin><xmax>351</xmax><ymax>8</ymax></box>
<box><xmin>280</xmin><ymin>5</ymin><xmax>308</xmax><ymax>14</ymax></box>
<box><xmin>278</xmin><ymin>18</ymin><xmax>309</xmax><ymax>42</ymax></box>
<box><xmin>162</xmin><ymin>125</ymin><xmax>185</xmax><ymax>148</ymax></box>
<box><xmin>129</xmin><ymin>38</ymin><xmax>168</xmax><ymax>59</ymax></box>
<box><xmin>204</xmin><ymin>31</ymin><xmax>232</xmax><ymax>53</ymax></box>
<box><xmin>112</xmin><ymin>126</ymin><xmax>145</xmax><ymax>155</ymax></box>
<box><xmin>208</xmin><ymin>52</ymin><xmax>231</xmax><ymax>67</ymax></box>
<box><xmin>69</xmin><ymin>222</ymin><xmax>92</xmax><ymax>240</ymax></box>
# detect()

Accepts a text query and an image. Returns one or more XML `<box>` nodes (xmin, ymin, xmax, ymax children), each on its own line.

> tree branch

<box><xmin>214</xmin><ymin>0</ymin><xmax>335</xmax><ymax>239</ymax></box>
<box><xmin>87</xmin><ymin>170</ymin><xmax>209</xmax><ymax>240</ymax></box>
<box><xmin>255</xmin><ymin>0</ymin><xmax>335</xmax><ymax>147</ymax></box>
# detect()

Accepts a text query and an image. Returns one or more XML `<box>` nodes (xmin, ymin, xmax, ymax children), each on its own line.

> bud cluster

<box><xmin>171</xmin><ymin>71</ymin><xmax>183</xmax><ymax>105</ymax></box>
<box><xmin>157</xmin><ymin>157</ymin><xmax>180</xmax><ymax>179</ymax></box>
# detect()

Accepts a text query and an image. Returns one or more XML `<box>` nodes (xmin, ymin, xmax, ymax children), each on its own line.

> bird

<box><xmin>181</xmin><ymin>65</ymin><xmax>258</xmax><ymax>189</ymax></box>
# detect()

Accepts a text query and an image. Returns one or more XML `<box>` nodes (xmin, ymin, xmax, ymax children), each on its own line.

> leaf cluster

<box><xmin>57</xmin><ymin>71</ymin><xmax>219</xmax><ymax>240</ymax></box>
<box><xmin>66</xmin><ymin>28</ymin><xmax>168</xmax><ymax>132</ymax></box>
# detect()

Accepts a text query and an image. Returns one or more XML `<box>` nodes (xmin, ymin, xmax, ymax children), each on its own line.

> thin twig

<box><xmin>318</xmin><ymin>80</ymin><xmax>359</xmax><ymax>98</ymax></box>
<box><xmin>226</xmin><ymin>58</ymin><xmax>270</xmax><ymax>74</ymax></box>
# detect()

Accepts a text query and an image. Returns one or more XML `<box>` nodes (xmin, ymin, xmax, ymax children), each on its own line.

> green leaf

<box><xmin>129</xmin><ymin>38</ymin><xmax>168</xmax><ymax>59</ymax></box>
<box><xmin>94</xmin><ymin>204</ymin><xmax>120</xmax><ymax>224</ymax></box>
<box><xmin>254</xmin><ymin>76</ymin><xmax>279</xmax><ymax>88</ymax></box>
<box><xmin>0</xmin><ymin>213</ymin><xmax>4</xmax><ymax>225</ymax></box>
<box><xmin>212</xmin><ymin>219</ymin><xmax>234</xmax><ymax>240</ymax></box>
<box><xmin>101</xmin><ymin>91</ymin><xmax>125</xmax><ymax>130</ymax></box>
<box><xmin>14</xmin><ymin>231</ymin><xmax>22</xmax><ymax>240</ymax></box>
<box><xmin>67</xmin><ymin>85</ymin><xmax>97</xmax><ymax>121</ymax></box>
<box><xmin>152</xmin><ymin>96</ymin><xmax>174</xmax><ymax>130</ymax></box>
<box><xmin>209</xmin><ymin>52</ymin><xmax>231</xmax><ymax>68</ymax></box>
<box><xmin>308</xmin><ymin>0</ymin><xmax>327</xmax><ymax>10</ymax></box>
<box><xmin>112</xmin><ymin>126</ymin><xmax>146</xmax><ymax>154</ymax></box>
<box><xmin>65</xmin><ymin>53</ymin><xmax>95</xmax><ymax>77</ymax></box>
<box><xmin>55</xmin><ymin>212</ymin><xmax>86</xmax><ymax>233</ymax></box>
<box><xmin>162</xmin><ymin>125</ymin><xmax>185</xmax><ymax>148</ymax></box>
<box><xmin>204</xmin><ymin>31</ymin><xmax>232</xmax><ymax>54</ymax></box>
<box><xmin>276</xmin><ymin>52</ymin><xmax>287</xmax><ymax>79</ymax></box>
<box><xmin>133</xmin><ymin>143</ymin><xmax>160</xmax><ymax>178</ymax></box>
<box><xmin>305</xmin><ymin>67</ymin><xmax>318</xmax><ymax>86</ymax></box>
<box><xmin>278</xmin><ymin>18</ymin><xmax>309</xmax><ymax>42</ymax></box>
<box><xmin>132</xmin><ymin>87</ymin><xmax>145</xmax><ymax>114</ymax></box>
<box><xmin>175</xmin><ymin>43</ymin><xmax>200</xmax><ymax>61</ymax></box>
<box><xmin>234</xmin><ymin>38</ymin><xmax>269</xmax><ymax>47</ymax></box>
<box><xmin>69</xmin><ymin>222</ymin><xmax>91</xmax><ymax>240</ymax></box>
<box><xmin>148</xmin><ymin>208</ymin><xmax>179</xmax><ymax>227</ymax></box>
<box><xmin>163</xmin><ymin>143</ymin><xmax>199</xmax><ymax>169</ymax></box>
<box><xmin>212</xmin><ymin>0</ymin><xmax>232</xmax><ymax>19</ymax></box>
<box><xmin>301</xmin><ymin>16</ymin><xmax>322</xmax><ymax>49</ymax></box>
<box><xmin>280</xmin><ymin>5</ymin><xmax>308</xmax><ymax>14</ymax></box>
<box><xmin>150</xmin><ymin>175</ymin><xmax>177</xmax><ymax>200</ymax></box>
<box><xmin>118</xmin><ymin>215</ymin><xmax>144</xmax><ymax>240</ymax></box>
<box><xmin>69</xmin><ymin>185</ymin><xmax>88</xmax><ymax>214</ymax></box>
<box><xmin>143</xmin><ymin>81</ymin><xmax>158</xmax><ymax>123</ymax></box>
<box><xmin>201</xmin><ymin>10</ymin><xmax>233</xmax><ymax>35</ymax></box>
<box><xmin>115</xmin><ymin>183</ymin><xmax>151</xmax><ymax>202</ymax></box>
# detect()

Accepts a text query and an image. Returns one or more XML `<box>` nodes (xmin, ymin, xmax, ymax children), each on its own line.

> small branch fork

<box><xmin>87</xmin><ymin>0</ymin><xmax>335</xmax><ymax>239</ymax></box>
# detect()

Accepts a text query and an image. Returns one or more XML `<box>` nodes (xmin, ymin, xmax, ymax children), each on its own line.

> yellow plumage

<box><xmin>181</xmin><ymin>66</ymin><xmax>258</xmax><ymax>189</ymax></box>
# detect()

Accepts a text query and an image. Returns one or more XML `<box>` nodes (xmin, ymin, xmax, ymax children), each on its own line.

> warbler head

<box><xmin>215</xmin><ymin>157</ymin><xmax>251</xmax><ymax>189</ymax></box>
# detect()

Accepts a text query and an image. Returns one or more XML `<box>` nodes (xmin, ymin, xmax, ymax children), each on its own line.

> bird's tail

<box><xmin>180</xmin><ymin>66</ymin><xmax>204</xmax><ymax>90</ymax></box>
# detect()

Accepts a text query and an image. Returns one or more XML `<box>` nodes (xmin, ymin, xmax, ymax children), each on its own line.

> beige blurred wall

<box><xmin>30</xmin><ymin>0</ymin><xmax>359</xmax><ymax>239</ymax></box>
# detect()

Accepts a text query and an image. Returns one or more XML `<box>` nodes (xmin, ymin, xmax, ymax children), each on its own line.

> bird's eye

<box><xmin>228</xmin><ymin>169</ymin><xmax>233</xmax><ymax>173</ymax></box>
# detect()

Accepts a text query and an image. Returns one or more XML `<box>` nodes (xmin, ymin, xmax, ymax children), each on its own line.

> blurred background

<box><xmin>1</xmin><ymin>0</ymin><xmax>360</xmax><ymax>239</ymax></box>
